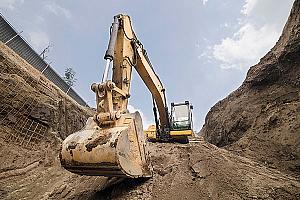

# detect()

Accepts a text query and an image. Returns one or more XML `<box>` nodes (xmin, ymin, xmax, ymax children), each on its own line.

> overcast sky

<box><xmin>0</xmin><ymin>0</ymin><xmax>294</xmax><ymax>131</ymax></box>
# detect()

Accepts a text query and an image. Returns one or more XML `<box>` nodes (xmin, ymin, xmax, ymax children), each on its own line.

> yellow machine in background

<box><xmin>145</xmin><ymin>101</ymin><xmax>194</xmax><ymax>143</ymax></box>
<box><xmin>60</xmin><ymin>14</ymin><xmax>193</xmax><ymax>179</ymax></box>
<box><xmin>144</xmin><ymin>125</ymin><xmax>157</xmax><ymax>141</ymax></box>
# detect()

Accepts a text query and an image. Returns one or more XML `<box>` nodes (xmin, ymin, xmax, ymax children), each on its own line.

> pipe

<box><xmin>101</xmin><ymin>16</ymin><xmax>120</xmax><ymax>83</ymax></box>
<box><xmin>152</xmin><ymin>97</ymin><xmax>160</xmax><ymax>135</ymax></box>
<box><xmin>5</xmin><ymin>31</ymin><xmax>23</xmax><ymax>45</ymax></box>
<box><xmin>104</xmin><ymin>16</ymin><xmax>119</xmax><ymax>61</ymax></box>
<box><xmin>101</xmin><ymin>59</ymin><xmax>111</xmax><ymax>83</ymax></box>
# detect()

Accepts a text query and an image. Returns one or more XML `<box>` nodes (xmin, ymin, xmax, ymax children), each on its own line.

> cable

<box><xmin>121</xmin><ymin>16</ymin><xmax>136</xmax><ymax>41</ymax></box>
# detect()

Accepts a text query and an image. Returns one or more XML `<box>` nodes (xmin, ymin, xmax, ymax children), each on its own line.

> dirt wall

<box><xmin>201</xmin><ymin>0</ymin><xmax>300</xmax><ymax>175</ymax></box>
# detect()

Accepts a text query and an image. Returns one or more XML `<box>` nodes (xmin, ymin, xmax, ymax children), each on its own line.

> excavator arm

<box><xmin>86</xmin><ymin>15</ymin><xmax>168</xmax><ymax>132</ymax></box>
<box><xmin>134</xmin><ymin>42</ymin><xmax>169</xmax><ymax>131</ymax></box>
<box><xmin>60</xmin><ymin>14</ymin><xmax>170</xmax><ymax>178</ymax></box>
<box><xmin>98</xmin><ymin>14</ymin><xmax>169</xmax><ymax>131</ymax></box>
<box><xmin>60</xmin><ymin>14</ymin><xmax>193</xmax><ymax>178</ymax></box>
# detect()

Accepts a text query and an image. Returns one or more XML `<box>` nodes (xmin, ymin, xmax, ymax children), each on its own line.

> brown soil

<box><xmin>0</xmin><ymin>40</ymin><xmax>112</xmax><ymax>200</ymax></box>
<box><xmin>93</xmin><ymin>141</ymin><xmax>300</xmax><ymax>200</ymax></box>
<box><xmin>202</xmin><ymin>0</ymin><xmax>300</xmax><ymax>176</ymax></box>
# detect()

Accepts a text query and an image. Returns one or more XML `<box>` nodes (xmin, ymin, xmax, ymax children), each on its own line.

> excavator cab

<box><xmin>170</xmin><ymin>101</ymin><xmax>193</xmax><ymax>131</ymax></box>
<box><xmin>145</xmin><ymin>101</ymin><xmax>193</xmax><ymax>142</ymax></box>
<box><xmin>169</xmin><ymin>101</ymin><xmax>193</xmax><ymax>142</ymax></box>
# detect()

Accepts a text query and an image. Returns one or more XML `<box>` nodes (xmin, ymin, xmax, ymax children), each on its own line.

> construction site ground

<box><xmin>1</xmin><ymin>135</ymin><xmax>299</xmax><ymax>200</ymax></box>
<box><xmin>1</xmin><ymin>0</ymin><xmax>300</xmax><ymax>199</ymax></box>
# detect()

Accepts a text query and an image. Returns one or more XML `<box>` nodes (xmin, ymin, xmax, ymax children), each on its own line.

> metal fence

<box><xmin>0</xmin><ymin>60</ymin><xmax>48</xmax><ymax>149</ymax></box>
<box><xmin>0</xmin><ymin>13</ymin><xmax>88</xmax><ymax>107</ymax></box>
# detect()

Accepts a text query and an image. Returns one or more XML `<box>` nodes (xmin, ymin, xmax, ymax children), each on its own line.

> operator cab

<box><xmin>170</xmin><ymin>101</ymin><xmax>193</xmax><ymax>133</ymax></box>
<box><xmin>146</xmin><ymin>100</ymin><xmax>194</xmax><ymax>142</ymax></box>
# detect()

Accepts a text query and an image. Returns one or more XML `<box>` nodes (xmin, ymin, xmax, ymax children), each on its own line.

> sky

<box><xmin>0</xmin><ymin>0</ymin><xmax>294</xmax><ymax>131</ymax></box>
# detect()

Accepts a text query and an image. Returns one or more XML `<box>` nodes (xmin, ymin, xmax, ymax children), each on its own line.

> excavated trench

<box><xmin>0</xmin><ymin>43</ymin><xmax>299</xmax><ymax>200</ymax></box>
<box><xmin>1</xmin><ymin>1</ymin><xmax>300</xmax><ymax>199</ymax></box>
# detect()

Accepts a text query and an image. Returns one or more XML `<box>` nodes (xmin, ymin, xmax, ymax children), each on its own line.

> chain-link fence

<box><xmin>0</xmin><ymin>59</ymin><xmax>48</xmax><ymax>149</ymax></box>
<box><xmin>0</xmin><ymin>13</ymin><xmax>88</xmax><ymax>107</ymax></box>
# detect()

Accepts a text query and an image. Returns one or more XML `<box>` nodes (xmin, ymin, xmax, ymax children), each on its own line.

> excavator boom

<box><xmin>60</xmin><ymin>14</ymin><xmax>170</xmax><ymax>178</ymax></box>
<box><xmin>60</xmin><ymin>14</ymin><xmax>193</xmax><ymax>178</ymax></box>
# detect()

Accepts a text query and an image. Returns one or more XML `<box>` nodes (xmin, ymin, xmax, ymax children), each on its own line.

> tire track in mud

<box><xmin>0</xmin><ymin>160</ymin><xmax>40</xmax><ymax>179</ymax></box>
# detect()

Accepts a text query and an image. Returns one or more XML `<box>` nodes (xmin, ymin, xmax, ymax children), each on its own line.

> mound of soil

<box><xmin>201</xmin><ymin>0</ymin><xmax>300</xmax><ymax>175</ymax></box>
<box><xmin>0</xmin><ymin>41</ymin><xmax>113</xmax><ymax>200</ymax></box>
<box><xmin>94</xmin><ymin>141</ymin><xmax>300</xmax><ymax>200</ymax></box>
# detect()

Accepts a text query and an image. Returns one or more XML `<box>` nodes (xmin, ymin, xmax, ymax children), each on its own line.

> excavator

<box><xmin>60</xmin><ymin>14</ymin><xmax>193</xmax><ymax>178</ymax></box>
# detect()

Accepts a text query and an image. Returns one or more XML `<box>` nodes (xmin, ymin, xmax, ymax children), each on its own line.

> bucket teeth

<box><xmin>60</xmin><ymin>112</ymin><xmax>152</xmax><ymax>178</ymax></box>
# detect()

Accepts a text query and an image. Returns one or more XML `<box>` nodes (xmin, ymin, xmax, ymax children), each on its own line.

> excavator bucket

<box><xmin>60</xmin><ymin>112</ymin><xmax>152</xmax><ymax>178</ymax></box>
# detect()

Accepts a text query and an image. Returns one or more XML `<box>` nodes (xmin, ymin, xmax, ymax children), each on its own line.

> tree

<box><xmin>63</xmin><ymin>67</ymin><xmax>77</xmax><ymax>87</ymax></box>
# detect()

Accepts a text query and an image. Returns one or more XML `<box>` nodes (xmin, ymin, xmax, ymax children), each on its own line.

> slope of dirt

<box><xmin>0</xmin><ymin>41</ymin><xmax>94</xmax><ymax>139</ymax></box>
<box><xmin>93</xmin><ymin>141</ymin><xmax>300</xmax><ymax>200</ymax></box>
<box><xmin>0</xmin><ymin>135</ymin><xmax>115</xmax><ymax>200</ymax></box>
<box><xmin>201</xmin><ymin>0</ymin><xmax>300</xmax><ymax>175</ymax></box>
<box><xmin>0</xmin><ymin>42</ymin><xmax>114</xmax><ymax>199</ymax></box>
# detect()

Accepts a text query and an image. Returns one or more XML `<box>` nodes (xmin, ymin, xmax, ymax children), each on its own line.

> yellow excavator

<box><xmin>60</xmin><ymin>14</ymin><xmax>193</xmax><ymax>178</ymax></box>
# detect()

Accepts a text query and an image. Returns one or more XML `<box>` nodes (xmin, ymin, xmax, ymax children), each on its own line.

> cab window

<box><xmin>171</xmin><ymin>104</ymin><xmax>191</xmax><ymax>130</ymax></box>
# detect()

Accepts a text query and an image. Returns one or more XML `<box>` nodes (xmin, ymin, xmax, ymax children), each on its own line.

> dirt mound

<box><xmin>0</xmin><ymin>42</ymin><xmax>113</xmax><ymax>199</ymax></box>
<box><xmin>0</xmin><ymin>134</ymin><xmax>113</xmax><ymax>200</ymax></box>
<box><xmin>201</xmin><ymin>0</ymin><xmax>300</xmax><ymax>175</ymax></box>
<box><xmin>0</xmin><ymin>41</ymin><xmax>93</xmax><ymax>139</ymax></box>
<box><xmin>93</xmin><ymin>141</ymin><xmax>300</xmax><ymax>200</ymax></box>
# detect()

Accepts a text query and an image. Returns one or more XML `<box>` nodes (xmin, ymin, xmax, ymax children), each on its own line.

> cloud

<box><xmin>202</xmin><ymin>0</ymin><xmax>208</xmax><ymax>6</ymax></box>
<box><xmin>27</xmin><ymin>31</ymin><xmax>50</xmax><ymax>52</ymax></box>
<box><xmin>45</xmin><ymin>2</ymin><xmax>71</xmax><ymax>19</ymax></box>
<box><xmin>127</xmin><ymin>105</ymin><xmax>153</xmax><ymax>129</ymax></box>
<box><xmin>212</xmin><ymin>23</ymin><xmax>279</xmax><ymax>69</ymax></box>
<box><xmin>222</xmin><ymin>23</ymin><xmax>230</xmax><ymax>28</ymax></box>
<box><xmin>34</xmin><ymin>15</ymin><xmax>45</xmax><ymax>24</ymax></box>
<box><xmin>241</xmin><ymin>0</ymin><xmax>258</xmax><ymax>15</ymax></box>
<box><xmin>0</xmin><ymin>0</ymin><xmax>23</xmax><ymax>10</ymax></box>
<box><xmin>205</xmin><ymin>0</ymin><xmax>293</xmax><ymax>70</ymax></box>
